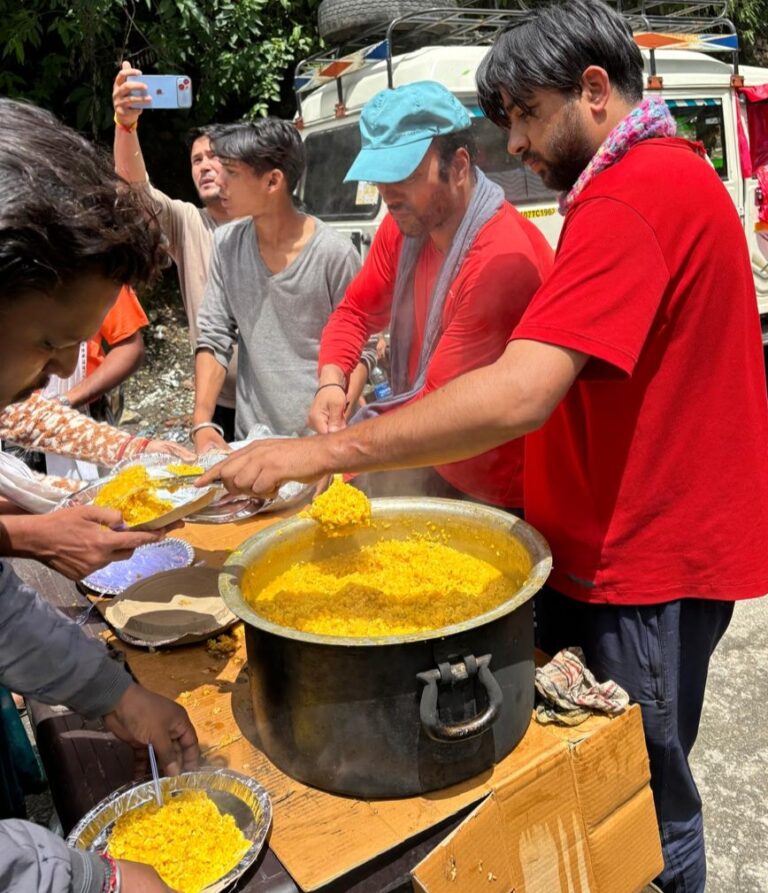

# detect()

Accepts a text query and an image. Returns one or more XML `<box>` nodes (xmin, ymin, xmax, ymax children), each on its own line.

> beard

<box><xmin>388</xmin><ymin>186</ymin><xmax>453</xmax><ymax>238</ymax></box>
<box><xmin>525</xmin><ymin>103</ymin><xmax>595</xmax><ymax>193</ymax></box>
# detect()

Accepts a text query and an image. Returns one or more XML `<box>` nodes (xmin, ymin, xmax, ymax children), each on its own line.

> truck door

<box><xmin>735</xmin><ymin>85</ymin><xmax>768</xmax><ymax>326</ymax></box>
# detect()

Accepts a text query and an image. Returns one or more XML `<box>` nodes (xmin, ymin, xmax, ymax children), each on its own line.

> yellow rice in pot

<box><xmin>244</xmin><ymin>537</ymin><xmax>517</xmax><ymax>637</ymax></box>
<box><xmin>300</xmin><ymin>474</ymin><xmax>371</xmax><ymax>535</ymax></box>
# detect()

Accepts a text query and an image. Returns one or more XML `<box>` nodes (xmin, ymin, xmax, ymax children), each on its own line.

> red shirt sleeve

<box><xmin>318</xmin><ymin>215</ymin><xmax>402</xmax><ymax>378</ymax></box>
<box><xmin>512</xmin><ymin>197</ymin><xmax>669</xmax><ymax>376</ymax></box>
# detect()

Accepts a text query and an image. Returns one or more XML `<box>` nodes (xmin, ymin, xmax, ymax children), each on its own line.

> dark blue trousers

<box><xmin>535</xmin><ymin>587</ymin><xmax>734</xmax><ymax>893</ymax></box>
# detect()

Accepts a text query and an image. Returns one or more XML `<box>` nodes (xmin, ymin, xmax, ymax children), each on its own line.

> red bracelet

<box><xmin>100</xmin><ymin>853</ymin><xmax>121</xmax><ymax>892</ymax></box>
<box><xmin>114</xmin><ymin>436</ymin><xmax>133</xmax><ymax>462</ymax></box>
<box><xmin>113</xmin><ymin>114</ymin><xmax>137</xmax><ymax>134</ymax></box>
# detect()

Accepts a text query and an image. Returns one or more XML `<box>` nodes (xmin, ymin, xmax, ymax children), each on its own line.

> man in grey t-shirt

<box><xmin>194</xmin><ymin>119</ymin><xmax>361</xmax><ymax>449</ymax></box>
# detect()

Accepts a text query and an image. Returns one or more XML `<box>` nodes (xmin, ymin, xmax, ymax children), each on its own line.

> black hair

<box><xmin>0</xmin><ymin>98</ymin><xmax>165</xmax><ymax>302</ymax></box>
<box><xmin>433</xmin><ymin>128</ymin><xmax>478</xmax><ymax>182</ymax></box>
<box><xmin>211</xmin><ymin>118</ymin><xmax>306</xmax><ymax>193</ymax></box>
<box><xmin>184</xmin><ymin>124</ymin><xmax>220</xmax><ymax>153</ymax></box>
<box><xmin>477</xmin><ymin>0</ymin><xmax>644</xmax><ymax>127</ymax></box>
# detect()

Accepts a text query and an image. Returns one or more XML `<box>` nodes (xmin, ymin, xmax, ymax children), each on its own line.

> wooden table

<box><xmin>16</xmin><ymin>513</ymin><xmax>471</xmax><ymax>892</ymax></box>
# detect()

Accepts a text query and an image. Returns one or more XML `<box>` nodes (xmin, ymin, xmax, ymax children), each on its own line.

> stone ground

<box><xmin>120</xmin><ymin>296</ymin><xmax>195</xmax><ymax>442</ymax></box>
<box><xmin>20</xmin><ymin>299</ymin><xmax>768</xmax><ymax>887</ymax></box>
<box><xmin>690</xmin><ymin>596</ymin><xmax>768</xmax><ymax>891</ymax></box>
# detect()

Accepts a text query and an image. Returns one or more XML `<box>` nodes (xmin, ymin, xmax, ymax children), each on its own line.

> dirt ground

<box><xmin>120</xmin><ymin>292</ymin><xmax>195</xmax><ymax>443</ymax></box>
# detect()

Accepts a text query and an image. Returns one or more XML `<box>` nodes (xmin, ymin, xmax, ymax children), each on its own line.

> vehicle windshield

<box><xmin>300</xmin><ymin>112</ymin><xmax>557</xmax><ymax>222</ymax></box>
<box><xmin>471</xmin><ymin>115</ymin><xmax>557</xmax><ymax>205</ymax></box>
<box><xmin>301</xmin><ymin>123</ymin><xmax>378</xmax><ymax>220</ymax></box>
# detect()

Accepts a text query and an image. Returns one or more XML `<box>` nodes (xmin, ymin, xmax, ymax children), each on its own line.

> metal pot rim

<box><xmin>219</xmin><ymin>497</ymin><xmax>552</xmax><ymax>647</ymax></box>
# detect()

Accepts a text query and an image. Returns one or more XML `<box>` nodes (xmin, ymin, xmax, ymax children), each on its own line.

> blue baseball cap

<box><xmin>344</xmin><ymin>81</ymin><xmax>472</xmax><ymax>184</ymax></box>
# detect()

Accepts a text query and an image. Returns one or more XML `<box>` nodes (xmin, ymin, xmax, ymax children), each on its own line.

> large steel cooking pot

<box><xmin>220</xmin><ymin>498</ymin><xmax>551</xmax><ymax>797</ymax></box>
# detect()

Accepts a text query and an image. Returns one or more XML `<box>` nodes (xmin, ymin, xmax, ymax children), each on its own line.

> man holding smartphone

<box><xmin>112</xmin><ymin>62</ymin><xmax>240</xmax><ymax>441</ymax></box>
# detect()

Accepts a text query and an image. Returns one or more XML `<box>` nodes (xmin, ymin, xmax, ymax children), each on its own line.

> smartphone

<box><xmin>127</xmin><ymin>74</ymin><xmax>193</xmax><ymax>110</ymax></box>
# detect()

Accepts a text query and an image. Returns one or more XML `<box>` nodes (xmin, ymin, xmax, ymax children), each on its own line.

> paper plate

<box><xmin>67</xmin><ymin>768</ymin><xmax>272</xmax><ymax>893</ymax></box>
<box><xmin>80</xmin><ymin>538</ymin><xmax>195</xmax><ymax>596</ymax></box>
<box><xmin>104</xmin><ymin>565</ymin><xmax>236</xmax><ymax>647</ymax></box>
<box><xmin>61</xmin><ymin>464</ymin><xmax>220</xmax><ymax>531</ymax></box>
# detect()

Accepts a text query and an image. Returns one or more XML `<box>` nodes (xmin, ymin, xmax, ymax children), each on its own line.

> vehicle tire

<box><xmin>318</xmin><ymin>0</ymin><xmax>458</xmax><ymax>45</ymax></box>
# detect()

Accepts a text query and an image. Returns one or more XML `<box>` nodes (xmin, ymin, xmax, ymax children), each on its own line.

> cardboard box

<box><xmin>411</xmin><ymin>706</ymin><xmax>663</xmax><ymax>893</ymax></box>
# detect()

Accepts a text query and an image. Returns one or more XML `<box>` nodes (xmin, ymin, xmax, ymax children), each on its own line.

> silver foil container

<box><xmin>66</xmin><ymin>768</ymin><xmax>272</xmax><ymax>893</ymax></box>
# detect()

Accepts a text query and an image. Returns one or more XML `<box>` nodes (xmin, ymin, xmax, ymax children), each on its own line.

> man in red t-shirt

<box><xmin>203</xmin><ymin>3</ymin><xmax>768</xmax><ymax>889</ymax></box>
<box><xmin>308</xmin><ymin>81</ymin><xmax>553</xmax><ymax>509</ymax></box>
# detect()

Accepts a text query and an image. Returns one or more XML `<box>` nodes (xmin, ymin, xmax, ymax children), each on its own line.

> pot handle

<box><xmin>417</xmin><ymin>653</ymin><xmax>502</xmax><ymax>743</ymax></box>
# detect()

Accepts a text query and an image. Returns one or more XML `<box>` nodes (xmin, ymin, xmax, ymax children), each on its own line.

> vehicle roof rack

<box><xmin>294</xmin><ymin>2</ymin><xmax>738</xmax><ymax>116</ymax></box>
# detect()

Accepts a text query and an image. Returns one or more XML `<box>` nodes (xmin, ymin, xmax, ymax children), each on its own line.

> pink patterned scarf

<box><xmin>559</xmin><ymin>96</ymin><xmax>676</xmax><ymax>215</ymax></box>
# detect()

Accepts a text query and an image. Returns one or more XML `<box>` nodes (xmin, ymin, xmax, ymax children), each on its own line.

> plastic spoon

<box><xmin>148</xmin><ymin>743</ymin><xmax>164</xmax><ymax>807</ymax></box>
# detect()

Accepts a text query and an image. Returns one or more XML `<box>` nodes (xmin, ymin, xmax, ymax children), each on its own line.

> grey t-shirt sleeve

<box><xmin>326</xmin><ymin>240</ymin><xmax>362</xmax><ymax>310</ymax></box>
<box><xmin>0</xmin><ymin>819</ymin><xmax>105</xmax><ymax>893</ymax></box>
<box><xmin>0</xmin><ymin>562</ymin><xmax>132</xmax><ymax>718</ymax></box>
<box><xmin>196</xmin><ymin>240</ymin><xmax>238</xmax><ymax>370</ymax></box>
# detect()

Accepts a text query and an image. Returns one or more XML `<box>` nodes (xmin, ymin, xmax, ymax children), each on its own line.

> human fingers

<box><xmin>195</xmin><ymin>456</ymin><xmax>227</xmax><ymax>487</ymax></box>
<box><xmin>115</xmin><ymin>62</ymin><xmax>142</xmax><ymax>85</ymax></box>
<box><xmin>307</xmin><ymin>397</ymin><xmax>329</xmax><ymax>434</ymax></box>
<box><xmin>206</xmin><ymin>444</ymin><xmax>266</xmax><ymax>496</ymax></box>
<box><xmin>117</xmin><ymin>859</ymin><xmax>177</xmax><ymax>892</ymax></box>
<box><xmin>104</xmin><ymin>530</ymin><xmax>165</xmax><ymax>557</ymax></box>
<box><xmin>78</xmin><ymin>504</ymin><xmax>124</xmax><ymax>528</ymax></box>
<box><xmin>326</xmin><ymin>394</ymin><xmax>348</xmax><ymax>434</ymax></box>
<box><xmin>146</xmin><ymin>440</ymin><xmax>196</xmax><ymax>461</ymax></box>
<box><xmin>174</xmin><ymin>716</ymin><xmax>201</xmax><ymax>772</ymax></box>
<box><xmin>152</xmin><ymin>706</ymin><xmax>199</xmax><ymax>776</ymax></box>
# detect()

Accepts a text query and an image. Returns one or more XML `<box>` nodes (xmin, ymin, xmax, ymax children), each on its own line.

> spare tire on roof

<box><xmin>318</xmin><ymin>0</ymin><xmax>458</xmax><ymax>45</ymax></box>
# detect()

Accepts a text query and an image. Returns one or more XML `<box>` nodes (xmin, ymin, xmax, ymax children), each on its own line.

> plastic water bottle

<box><xmin>370</xmin><ymin>363</ymin><xmax>392</xmax><ymax>401</ymax></box>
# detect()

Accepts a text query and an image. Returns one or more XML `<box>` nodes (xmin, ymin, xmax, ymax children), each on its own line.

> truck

<box><xmin>293</xmin><ymin>1</ymin><xmax>768</xmax><ymax>341</ymax></box>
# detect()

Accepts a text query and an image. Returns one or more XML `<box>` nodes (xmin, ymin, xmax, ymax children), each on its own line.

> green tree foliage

<box><xmin>0</xmin><ymin>0</ymin><xmax>322</xmax><ymax>138</ymax></box>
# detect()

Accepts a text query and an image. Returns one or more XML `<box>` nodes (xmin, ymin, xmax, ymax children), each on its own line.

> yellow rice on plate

<box><xmin>94</xmin><ymin>466</ymin><xmax>173</xmax><ymax>526</ymax></box>
<box><xmin>108</xmin><ymin>789</ymin><xmax>249</xmax><ymax>893</ymax></box>
<box><xmin>166</xmin><ymin>464</ymin><xmax>204</xmax><ymax>476</ymax></box>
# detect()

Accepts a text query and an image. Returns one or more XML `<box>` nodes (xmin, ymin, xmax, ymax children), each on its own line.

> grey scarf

<box><xmin>353</xmin><ymin>169</ymin><xmax>504</xmax><ymax>422</ymax></box>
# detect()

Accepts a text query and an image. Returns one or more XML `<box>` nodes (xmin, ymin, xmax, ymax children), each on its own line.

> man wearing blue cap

<box><xmin>308</xmin><ymin>81</ymin><xmax>553</xmax><ymax>509</ymax></box>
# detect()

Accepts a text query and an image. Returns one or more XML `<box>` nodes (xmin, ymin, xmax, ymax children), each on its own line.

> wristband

<box><xmin>315</xmin><ymin>382</ymin><xmax>347</xmax><ymax>395</ymax></box>
<box><xmin>191</xmin><ymin>421</ymin><xmax>225</xmax><ymax>438</ymax></box>
<box><xmin>114</xmin><ymin>435</ymin><xmax>134</xmax><ymax>462</ymax></box>
<box><xmin>100</xmin><ymin>853</ymin><xmax>121</xmax><ymax>892</ymax></box>
<box><xmin>114</xmin><ymin>114</ymin><xmax>137</xmax><ymax>133</ymax></box>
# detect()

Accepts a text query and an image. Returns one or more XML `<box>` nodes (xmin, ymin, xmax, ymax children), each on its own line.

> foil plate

<box><xmin>67</xmin><ymin>768</ymin><xmax>272</xmax><ymax>893</ymax></box>
<box><xmin>80</xmin><ymin>537</ymin><xmax>195</xmax><ymax>596</ymax></box>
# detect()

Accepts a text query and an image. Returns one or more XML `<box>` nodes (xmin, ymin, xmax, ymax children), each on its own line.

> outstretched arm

<box><xmin>199</xmin><ymin>339</ymin><xmax>587</xmax><ymax>496</ymax></box>
<box><xmin>112</xmin><ymin>61</ymin><xmax>151</xmax><ymax>185</ymax></box>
